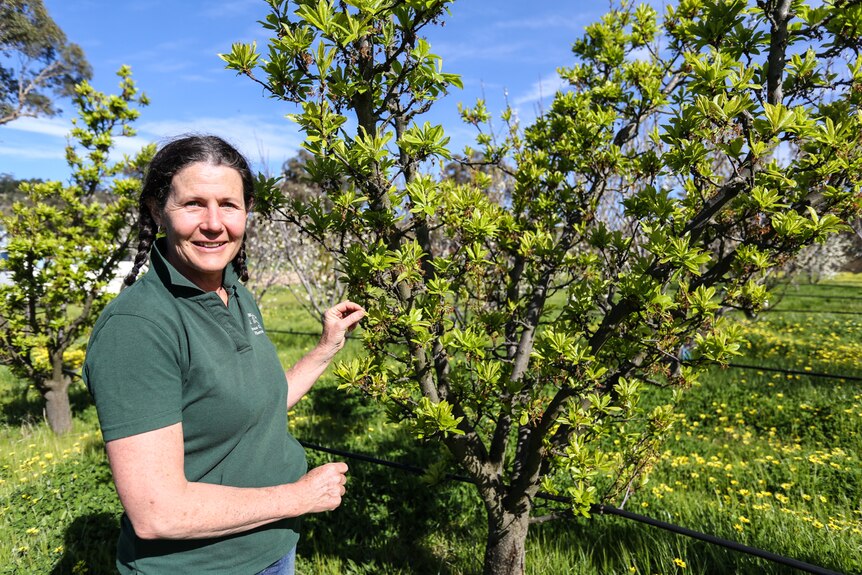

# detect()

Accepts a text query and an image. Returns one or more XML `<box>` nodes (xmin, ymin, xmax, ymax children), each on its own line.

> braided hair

<box><xmin>124</xmin><ymin>134</ymin><xmax>255</xmax><ymax>286</ymax></box>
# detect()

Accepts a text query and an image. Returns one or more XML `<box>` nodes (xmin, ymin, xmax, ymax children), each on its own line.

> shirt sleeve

<box><xmin>83</xmin><ymin>313</ymin><xmax>184</xmax><ymax>442</ymax></box>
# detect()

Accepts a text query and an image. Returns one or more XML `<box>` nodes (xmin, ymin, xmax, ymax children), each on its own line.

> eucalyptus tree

<box><xmin>0</xmin><ymin>67</ymin><xmax>152</xmax><ymax>434</ymax></box>
<box><xmin>223</xmin><ymin>1</ymin><xmax>862</xmax><ymax>573</ymax></box>
<box><xmin>0</xmin><ymin>0</ymin><xmax>91</xmax><ymax>125</ymax></box>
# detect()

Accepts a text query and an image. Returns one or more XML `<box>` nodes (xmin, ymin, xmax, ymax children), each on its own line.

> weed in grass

<box><xmin>1</xmin><ymin>423</ymin><xmax>120</xmax><ymax>575</ymax></box>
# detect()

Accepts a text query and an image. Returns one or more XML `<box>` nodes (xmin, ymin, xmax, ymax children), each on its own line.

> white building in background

<box><xmin>0</xmin><ymin>229</ymin><xmax>8</xmax><ymax>286</ymax></box>
<box><xmin>104</xmin><ymin>260</ymin><xmax>135</xmax><ymax>294</ymax></box>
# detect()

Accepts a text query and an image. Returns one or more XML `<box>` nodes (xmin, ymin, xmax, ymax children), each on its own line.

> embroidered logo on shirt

<box><xmin>247</xmin><ymin>312</ymin><xmax>265</xmax><ymax>335</ymax></box>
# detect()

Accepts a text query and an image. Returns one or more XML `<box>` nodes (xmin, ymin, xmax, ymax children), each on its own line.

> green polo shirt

<box><xmin>84</xmin><ymin>240</ymin><xmax>307</xmax><ymax>575</ymax></box>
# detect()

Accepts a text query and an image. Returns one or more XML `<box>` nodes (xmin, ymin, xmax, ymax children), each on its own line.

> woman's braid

<box><xmin>123</xmin><ymin>205</ymin><xmax>158</xmax><ymax>286</ymax></box>
<box><xmin>232</xmin><ymin>238</ymin><xmax>250</xmax><ymax>282</ymax></box>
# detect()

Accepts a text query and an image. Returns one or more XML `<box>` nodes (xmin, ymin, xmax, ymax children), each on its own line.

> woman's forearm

<box><xmin>106</xmin><ymin>423</ymin><xmax>347</xmax><ymax>540</ymax></box>
<box><xmin>127</xmin><ymin>480</ymin><xmax>307</xmax><ymax>540</ymax></box>
<box><xmin>285</xmin><ymin>343</ymin><xmax>338</xmax><ymax>408</ymax></box>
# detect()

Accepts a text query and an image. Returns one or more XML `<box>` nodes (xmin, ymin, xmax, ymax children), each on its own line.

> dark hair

<box><xmin>124</xmin><ymin>134</ymin><xmax>255</xmax><ymax>286</ymax></box>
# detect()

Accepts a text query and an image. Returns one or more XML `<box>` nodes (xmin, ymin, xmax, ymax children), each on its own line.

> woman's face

<box><xmin>154</xmin><ymin>162</ymin><xmax>248</xmax><ymax>291</ymax></box>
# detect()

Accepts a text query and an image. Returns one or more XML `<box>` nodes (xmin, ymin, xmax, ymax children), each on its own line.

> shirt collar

<box><xmin>150</xmin><ymin>238</ymin><xmax>239</xmax><ymax>293</ymax></box>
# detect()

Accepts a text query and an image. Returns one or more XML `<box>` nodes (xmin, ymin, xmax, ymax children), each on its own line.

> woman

<box><xmin>83</xmin><ymin>135</ymin><xmax>364</xmax><ymax>575</ymax></box>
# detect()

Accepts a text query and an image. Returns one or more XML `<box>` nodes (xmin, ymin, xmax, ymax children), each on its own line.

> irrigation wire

<box><xmin>760</xmin><ymin>308</ymin><xmax>862</xmax><ymax>316</ymax></box>
<box><xmin>268</xmin><ymin>329</ymin><xmax>328</xmax><ymax>337</ymax></box>
<box><xmin>770</xmin><ymin>293</ymin><xmax>862</xmax><ymax>301</ymax></box>
<box><xmin>723</xmin><ymin>362</ymin><xmax>862</xmax><ymax>382</ymax></box>
<box><xmin>299</xmin><ymin>440</ymin><xmax>844</xmax><ymax>575</ymax></box>
<box><xmin>804</xmin><ymin>283</ymin><xmax>862</xmax><ymax>290</ymax></box>
<box><xmin>268</xmin><ymin>328</ymin><xmax>359</xmax><ymax>339</ymax></box>
<box><xmin>267</xmin><ymin>328</ymin><xmax>862</xmax><ymax>383</ymax></box>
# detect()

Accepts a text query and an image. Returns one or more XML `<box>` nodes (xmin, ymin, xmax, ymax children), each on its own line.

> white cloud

<box><xmin>138</xmin><ymin>114</ymin><xmax>304</xmax><ymax>174</ymax></box>
<box><xmin>493</xmin><ymin>15</ymin><xmax>588</xmax><ymax>32</ymax></box>
<box><xmin>0</xmin><ymin>145</ymin><xmax>65</xmax><ymax>161</ymax></box>
<box><xmin>2</xmin><ymin>116</ymin><xmax>72</xmax><ymax>138</ymax></box>
<box><xmin>513</xmin><ymin>72</ymin><xmax>568</xmax><ymax>108</ymax></box>
<box><xmin>110</xmin><ymin>133</ymin><xmax>156</xmax><ymax>158</ymax></box>
<box><xmin>435</xmin><ymin>39</ymin><xmax>529</xmax><ymax>64</ymax></box>
<box><xmin>0</xmin><ymin>114</ymin><xmax>303</xmax><ymax>174</ymax></box>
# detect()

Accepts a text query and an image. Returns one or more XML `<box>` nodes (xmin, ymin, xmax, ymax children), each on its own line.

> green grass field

<box><xmin>2</xmin><ymin>278</ymin><xmax>861</xmax><ymax>574</ymax></box>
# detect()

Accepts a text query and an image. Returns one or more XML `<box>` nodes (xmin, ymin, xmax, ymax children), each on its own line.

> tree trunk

<box><xmin>483</xmin><ymin>507</ymin><xmax>531</xmax><ymax>575</ymax></box>
<box><xmin>41</xmin><ymin>377</ymin><xmax>72</xmax><ymax>434</ymax></box>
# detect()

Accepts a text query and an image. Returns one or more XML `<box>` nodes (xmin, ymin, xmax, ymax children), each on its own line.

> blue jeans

<box><xmin>256</xmin><ymin>546</ymin><xmax>296</xmax><ymax>575</ymax></box>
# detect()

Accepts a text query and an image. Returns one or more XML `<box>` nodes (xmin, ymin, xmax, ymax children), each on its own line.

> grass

<box><xmin>621</xmin><ymin>276</ymin><xmax>862</xmax><ymax>574</ymax></box>
<box><xmin>2</xmin><ymin>280</ymin><xmax>862</xmax><ymax>574</ymax></box>
<box><xmin>0</xmin><ymin>377</ymin><xmax>119</xmax><ymax>575</ymax></box>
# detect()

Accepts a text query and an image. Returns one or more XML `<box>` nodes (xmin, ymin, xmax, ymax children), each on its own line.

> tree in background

<box><xmin>0</xmin><ymin>173</ymin><xmax>41</xmax><ymax>210</ymax></box>
<box><xmin>0</xmin><ymin>0</ymin><xmax>91</xmax><ymax>125</ymax></box>
<box><xmin>224</xmin><ymin>1</ymin><xmax>862</xmax><ymax>573</ymax></box>
<box><xmin>245</xmin><ymin>150</ymin><xmax>348</xmax><ymax>314</ymax></box>
<box><xmin>0</xmin><ymin>66</ymin><xmax>152</xmax><ymax>434</ymax></box>
<box><xmin>780</xmin><ymin>231</ymin><xmax>854</xmax><ymax>283</ymax></box>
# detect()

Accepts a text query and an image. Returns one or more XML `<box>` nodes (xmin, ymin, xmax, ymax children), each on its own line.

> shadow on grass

<box><xmin>51</xmin><ymin>512</ymin><xmax>119</xmax><ymax>575</ymax></box>
<box><xmin>294</xmin><ymin>385</ymin><xmax>484</xmax><ymax>574</ymax></box>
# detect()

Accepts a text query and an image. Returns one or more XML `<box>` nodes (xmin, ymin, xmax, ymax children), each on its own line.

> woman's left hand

<box><xmin>319</xmin><ymin>300</ymin><xmax>365</xmax><ymax>355</ymax></box>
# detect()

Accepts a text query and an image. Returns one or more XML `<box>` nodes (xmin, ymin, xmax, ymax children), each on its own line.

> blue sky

<box><xmin>0</xmin><ymin>0</ymin><xmax>609</xmax><ymax>182</ymax></box>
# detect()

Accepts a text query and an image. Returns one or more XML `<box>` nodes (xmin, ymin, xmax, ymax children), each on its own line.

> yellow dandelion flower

<box><xmin>738</xmin><ymin>516</ymin><xmax>750</xmax><ymax>524</ymax></box>
<box><xmin>25</xmin><ymin>527</ymin><xmax>39</xmax><ymax>535</ymax></box>
<box><xmin>813</xmin><ymin>520</ymin><xmax>824</xmax><ymax>529</ymax></box>
<box><xmin>673</xmin><ymin>558</ymin><xmax>687</xmax><ymax>568</ymax></box>
<box><xmin>733</xmin><ymin>523</ymin><xmax>743</xmax><ymax>532</ymax></box>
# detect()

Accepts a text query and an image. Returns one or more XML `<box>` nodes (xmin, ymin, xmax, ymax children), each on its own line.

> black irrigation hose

<box><xmin>588</xmin><ymin>504</ymin><xmax>844</xmax><ymax>575</ymax></box>
<box><xmin>724</xmin><ymin>362</ymin><xmax>862</xmax><ymax>382</ymax></box>
<box><xmin>268</xmin><ymin>328</ymin><xmax>360</xmax><ymax>340</ymax></box>
<box><xmin>772</xmin><ymin>293</ymin><xmax>862</xmax><ymax>301</ymax></box>
<box><xmin>266</xmin><ymin>328</ymin><xmax>862</xmax><ymax>383</ymax></box>
<box><xmin>807</xmin><ymin>283</ymin><xmax>862</xmax><ymax>290</ymax></box>
<box><xmin>267</xmin><ymin>329</ymin><xmax>331</xmax><ymax>337</ymax></box>
<box><xmin>299</xmin><ymin>440</ymin><xmax>844</xmax><ymax>575</ymax></box>
<box><xmin>760</xmin><ymin>308</ymin><xmax>862</xmax><ymax>315</ymax></box>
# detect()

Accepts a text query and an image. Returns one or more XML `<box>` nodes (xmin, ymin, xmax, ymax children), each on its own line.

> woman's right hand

<box><xmin>294</xmin><ymin>462</ymin><xmax>349</xmax><ymax>513</ymax></box>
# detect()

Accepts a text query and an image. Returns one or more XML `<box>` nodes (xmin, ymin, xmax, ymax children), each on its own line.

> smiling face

<box><xmin>152</xmin><ymin>162</ymin><xmax>248</xmax><ymax>292</ymax></box>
